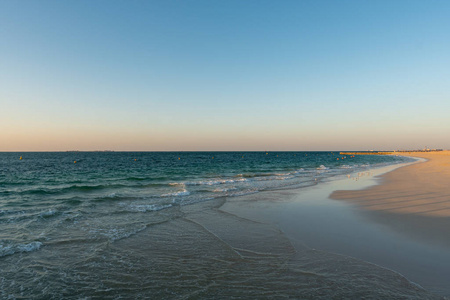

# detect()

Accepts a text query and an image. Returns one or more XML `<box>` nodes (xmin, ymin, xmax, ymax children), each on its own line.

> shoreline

<box><xmin>331</xmin><ymin>151</ymin><xmax>450</xmax><ymax>243</ymax></box>
<box><xmin>220</xmin><ymin>155</ymin><xmax>450</xmax><ymax>297</ymax></box>
<box><xmin>2</xmin><ymin>152</ymin><xmax>447</xmax><ymax>298</ymax></box>
<box><xmin>331</xmin><ymin>151</ymin><xmax>450</xmax><ymax>215</ymax></box>
<box><xmin>330</xmin><ymin>151</ymin><xmax>450</xmax><ymax>295</ymax></box>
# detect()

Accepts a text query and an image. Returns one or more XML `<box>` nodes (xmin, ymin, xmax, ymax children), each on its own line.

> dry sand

<box><xmin>331</xmin><ymin>151</ymin><xmax>450</xmax><ymax>217</ymax></box>
<box><xmin>330</xmin><ymin>150</ymin><xmax>450</xmax><ymax>247</ymax></box>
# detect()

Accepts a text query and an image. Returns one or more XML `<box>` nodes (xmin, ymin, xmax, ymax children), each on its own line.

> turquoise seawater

<box><xmin>1</xmin><ymin>152</ymin><xmax>411</xmax><ymax>227</ymax></box>
<box><xmin>0</xmin><ymin>151</ymin><xmax>412</xmax><ymax>209</ymax></box>
<box><xmin>3</xmin><ymin>151</ymin><xmax>436</xmax><ymax>299</ymax></box>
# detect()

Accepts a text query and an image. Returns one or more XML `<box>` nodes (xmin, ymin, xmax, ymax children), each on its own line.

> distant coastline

<box><xmin>341</xmin><ymin>149</ymin><xmax>444</xmax><ymax>156</ymax></box>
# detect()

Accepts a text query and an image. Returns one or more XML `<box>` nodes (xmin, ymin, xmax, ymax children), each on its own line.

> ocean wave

<box><xmin>62</xmin><ymin>197</ymin><xmax>83</xmax><ymax>205</ymax></box>
<box><xmin>251</xmin><ymin>174</ymin><xmax>294</xmax><ymax>182</ymax></box>
<box><xmin>170</xmin><ymin>178</ymin><xmax>247</xmax><ymax>187</ymax></box>
<box><xmin>1</xmin><ymin>209</ymin><xmax>59</xmax><ymax>224</ymax></box>
<box><xmin>125</xmin><ymin>176</ymin><xmax>147</xmax><ymax>181</ymax></box>
<box><xmin>40</xmin><ymin>210</ymin><xmax>57</xmax><ymax>218</ymax></box>
<box><xmin>93</xmin><ymin>193</ymin><xmax>164</xmax><ymax>203</ymax></box>
<box><xmin>0</xmin><ymin>241</ymin><xmax>43</xmax><ymax>257</ymax></box>
<box><xmin>62</xmin><ymin>184</ymin><xmax>128</xmax><ymax>192</ymax></box>
<box><xmin>2</xmin><ymin>210</ymin><xmax>38</xmax><ymax>224</ymax></box>
<box><xmin>290</xmin><ymin>168</ymin><xmax>305</xmax><ymax>175</ymax></box>
<box><xmin>140</xmin><ymin>183</ymin><xmax>171</xmax><ymax>188</ymax></box>
<box><xmin>161</xmin><ymin>189</ymin><xmax>190</xmax><ymax>197</ymax></box>
<box><xmin>197</xmin><ymin>178</ymin><xmax>248</xmax><ymax>185</ymax></box>
<box><xmin>3</xmin><ymin>183</ymin><xmax>129</xmax><ymax>196</ymax></box>
<box><xmin>213</xmin><ymin>187</ymin><xmax>237</xmax><ymax>193</ymax></box>
<box><xmin>274</xmin><ymin>176</ymin><xmax>293</xmax><ymax>180</ymax></box>
<box><xmin>124</xmin><ymin>203</ymin><xmax>173</xmax><ymax>212</ymax></box>
<box><xmin>236</xmin><ymin>173</ymin><xmax>276</xmax><ymax>178</ymax></box>
<box><xmin>316</xmin><ymin>165</ymin><xmax>329</xmax><ymax>170</ymax></box>
<box><xmin>340</xmin><ymin>165</ymin><xmax>353</xmax><ymax>169</ymax></box>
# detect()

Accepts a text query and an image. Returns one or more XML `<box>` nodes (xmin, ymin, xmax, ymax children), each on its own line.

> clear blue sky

<box><xmin>1</xmin><ymin>0</ymin><xmax>449</xmax><ymax>151</ymax></box>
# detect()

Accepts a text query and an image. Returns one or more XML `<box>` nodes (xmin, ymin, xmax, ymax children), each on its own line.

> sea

<box><xmin>2</xmin><ymin>151</ymin><xmax>440</xmax><ymax>299</ymax></box>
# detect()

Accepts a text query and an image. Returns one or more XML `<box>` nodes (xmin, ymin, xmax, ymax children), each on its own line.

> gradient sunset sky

<box><xmin>1</xmin><ymin>0</ymin><xmax>449</xmax><ymax>151</ymax></box>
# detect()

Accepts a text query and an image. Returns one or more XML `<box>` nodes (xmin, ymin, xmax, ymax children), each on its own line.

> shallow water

<box><xmin>2</xmin><ymin>151</ymin><xmax>437</xmax><ymax>299</ymax></box>
<box><xmin>0</xmin><ymin>151</ymin><xmax>410</xmax><ymax>253</ymax></box>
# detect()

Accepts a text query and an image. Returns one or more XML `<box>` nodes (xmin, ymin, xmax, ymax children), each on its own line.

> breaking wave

<box><xmin>0</xmin><ymin>241</ymin><xmax>43</xmax><ymax>257</ymax></box>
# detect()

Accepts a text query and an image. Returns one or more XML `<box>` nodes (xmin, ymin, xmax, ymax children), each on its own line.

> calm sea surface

<box><xmin>3</xmin><ymin>152</ymin><xmax>436</xmax><ymax>299</ymax></box>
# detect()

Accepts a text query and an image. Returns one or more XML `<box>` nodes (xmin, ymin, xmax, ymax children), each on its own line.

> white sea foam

<box><xmin>274</xmin><ymin>175</ymin><xmax>293</xmax><ymax>180</ymax></box>
<box><xmin>17</xmin><ymin>242</ymin><xmax>43</xmax><ymax>252</ymax></box>
<box><xmin>252</xmin><ymin>175</ymin><xmax>292</xmax><ymax>182</ymax></box>
<box><xmin>291</xmin><ymin>168</ymin><xmax>304</xmax><ymax>175</ymax></box>
<box><xmin>161</xmin><ymin>189</ymin><xmax>190</xmax><ymax>197</ymax></box>
<box><xmin>340</xmin><ymin>165</ymin><xmax>352</xmax><ymax>169</ymax></box>
<box><xmin>171</xmin><ymin>178</ymin><xmax>248</xmax><ymax>187</ymax></box>
<box><xmin>0</xmin><ymin>241</ymin><xmax>43</xmax><ymax>257</ymax></box>
<box><xmin>274</xmin><ymin>172</ymin><xmax>290</xmax><ymax>176</ymax></box>
<box><xmin>127</xmin><ymin>203</ymin><xmax>173</xmax><ymax>212</ymax></box>
<box><xmin>316</xmin><ymin>165</ymin><xmax>329</xmax><ymax>170</ymax></box>
<box><xmin>197</xmin><ymin>178</ymin><xmax>247</xmax><ymax>185</ymax></box>
<box><xmin>213</xmin><ymin>187</ymin><xmax>237</xmax><ymax>193</ymax></box>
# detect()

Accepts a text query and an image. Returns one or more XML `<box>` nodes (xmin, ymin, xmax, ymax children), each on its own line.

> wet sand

<box><xmin>331</xmin><ymin>151</ymin><xmax>450</xmax><ymax>217</ymax></box>
<box><xmin>331</xmin><ymin>151</ymin><xmax>450</xmax><ymax>247</ymax></box>
<box><xmin>221</xmin><ymin>158</ymin><xmax>450</xmax><ymax>297</ymax></box>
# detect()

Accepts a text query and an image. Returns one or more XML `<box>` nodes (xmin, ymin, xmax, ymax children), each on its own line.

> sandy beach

<box><xmin>331</xmin><ymin>151</ymin><xmax>450</xmax><ymax>217</ymax></box>
<box><xmin>331</xmin><ymin>151</ymin><xmax>450</xmax><ymax>248</ymax></box>
<box><xmin>221</xmin><ymin>153</ymin><xmax>450</xmax><ymax>297</ymax></box>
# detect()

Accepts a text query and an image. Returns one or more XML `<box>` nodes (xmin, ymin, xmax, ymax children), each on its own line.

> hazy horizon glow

<box><xmin>1</xmin><ymin>0</ymin><xmax>450</xmax><ymax>151</ymax></box>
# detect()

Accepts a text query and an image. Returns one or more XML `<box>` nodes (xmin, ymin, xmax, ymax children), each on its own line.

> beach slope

<box><xmin>331</xmin><ymin>151</ymin><xmax>450</xmax><ymax>245</ymax></box>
